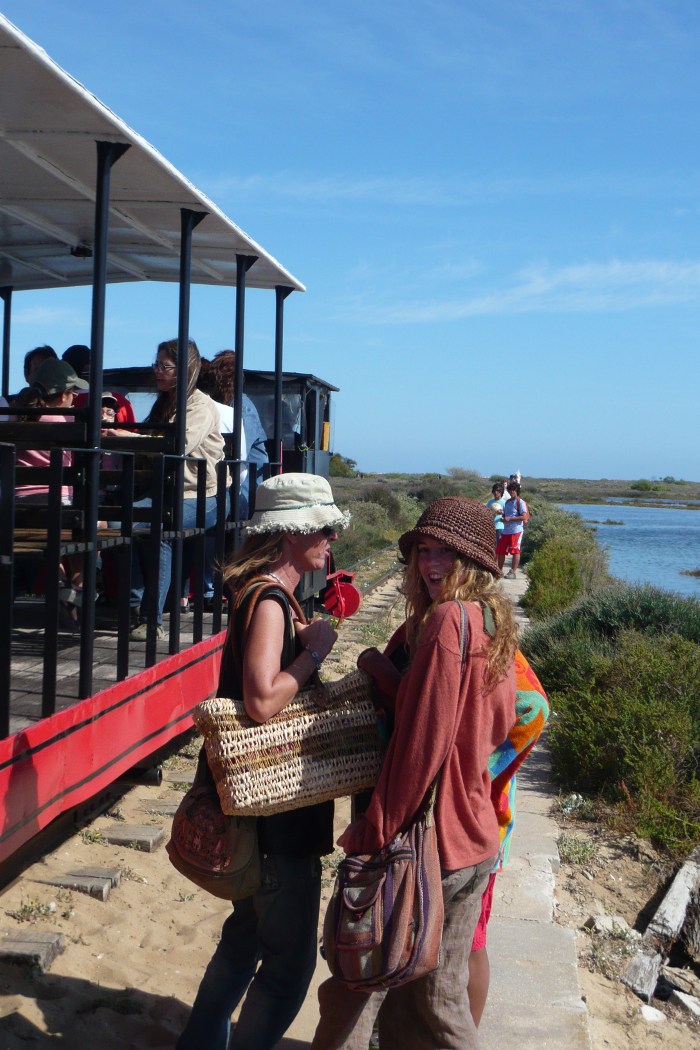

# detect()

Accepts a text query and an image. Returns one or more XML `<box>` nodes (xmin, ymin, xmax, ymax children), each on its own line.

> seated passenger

<box><xmin>13</xmin><ymin>359</ymin><xmax>90</xmax><ymax>627</ymax></box>
<box><xmin>181</xmin><ymin>351</ymin><xmax>247</xmax><ymax>610</ymax></box>
<box><xmin>129</xmin><ymin>339</ymin><xmax>224</xmax><ymax>640</ymax></box>
<box><xmin>63</xmin><ymin>343</ymin><xmax>136</xmax><ymax>425</ymax></box>
<box><xmin>6</xmin><ymin>344</ymin><xmax>59</xmax><ymax>407</ymax></box>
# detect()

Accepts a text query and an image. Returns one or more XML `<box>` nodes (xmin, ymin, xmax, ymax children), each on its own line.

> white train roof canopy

<box><xmin>0</xmin><ymin>15</ymin><xmax>305</xmax><ymax>294</ymax></box>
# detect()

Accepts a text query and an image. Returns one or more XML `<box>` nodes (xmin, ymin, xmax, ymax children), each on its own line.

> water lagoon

<box><xmin>558</xmin><ymin>503</ymin><xmax>700</xmax><ymax>599</ymax></box>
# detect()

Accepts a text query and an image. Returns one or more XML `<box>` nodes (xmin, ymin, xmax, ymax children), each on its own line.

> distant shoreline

<box><xmin>331</xmin><ymin>471</ymin><xmax>700</xmax><ymax>507</ymax></box>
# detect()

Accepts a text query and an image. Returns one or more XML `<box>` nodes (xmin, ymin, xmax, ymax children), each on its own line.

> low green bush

<box><xmin>628</xmin><ymin>479</ymin><xmax>671</xmax><ymax>494</ymax></box>
<box><xmin>407</xmin><ymin>474</ymin><xmax>483</xmax><ymax>504</ymax></box>
<box><xmin>520</xmin><ymin>505</ymin><xmax>610</xmax><ymax>617</ymax></box>
<box><xmin>521</xmin><ymin>539</ymin><xmax>583</xmax><ymax>616</ymax></box>
<box><xmin>524</xmin><ymin>582</ymin><xmax>700</xmax><ymax>652</ymax></box>
<box><xmin>522</xmin><ymin>586</ymin><xmax>700</xmax><ymax>853</ymax></box>
<box><xmin>332</xmin><ymin>501</ymin><xmax>391</xmax><ymax>566</ymax></box>
<box><xmin>331</xmin><ymin>491</ymin><xmax>422</xmax><ymax>567</ymax></box>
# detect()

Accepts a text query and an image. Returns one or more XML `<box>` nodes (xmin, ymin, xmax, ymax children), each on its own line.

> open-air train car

<box><xmin>0</xmin><ymin>15</ymin><xmax>337</xmax><ymax>875</ymax></box>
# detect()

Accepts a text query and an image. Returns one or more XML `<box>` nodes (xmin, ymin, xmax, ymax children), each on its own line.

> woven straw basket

<box><xmin>193</xmin><ymin>669</ymin><xmax>382</xmax><ymax>817</ymax></box>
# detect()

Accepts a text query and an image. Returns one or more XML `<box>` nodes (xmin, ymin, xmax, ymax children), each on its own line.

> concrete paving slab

<box><xmin>67</xmin><ymin>865</ymin><xmax>122</xmax><ymax>886</ymax></box>
<box><xmin>481</xmin><ymin>920</ymin><xmax>590</xmax><ymax>1049</ymax></box>
<box><xmin>41</xmin><ymin>873</ymin><xmax>113</xmax><ymax>901</ymax></box>
<box><xmin>0</xmin><ymin>928</ymin><xmax>65</xmax><ymax>971</ymax></box>
<box><xmin>162</xmin><ymin>768</ymin><xmax>196</xmax><ymax>785</ymax></box>
<box><xmin>101</xmin><ymin>823</ymin><xmax>164</xmax><ymax>852</ymax></box>
<box><xmin>141</xmin><ymin>800</ymin><xmax>180</xmax><ymax>816</ymax></box>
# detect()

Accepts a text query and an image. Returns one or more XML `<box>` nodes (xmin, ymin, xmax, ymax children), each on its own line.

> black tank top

<box><xmin>217</xmin><ymin>582</ymin><xmax>333</xmax><ymax>858</ymax></box>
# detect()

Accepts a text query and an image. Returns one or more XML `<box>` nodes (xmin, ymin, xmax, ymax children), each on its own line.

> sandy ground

<box><xmin>1</xmin><ymin>594</ymin><xmax>699</xmax><ymax>1047</ymax></box>
<box><xmin>551</xmin><ymin>812</ymin><xmax>700</xmax><ymax>1049</ymax></box>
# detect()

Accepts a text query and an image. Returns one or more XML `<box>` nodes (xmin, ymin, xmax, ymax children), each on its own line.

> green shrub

<box><xmin>356</xmin><ymin>484</ymin><xmax>402</xmax><ymax>521</ymax></box>
<box><xmin>330</xmin><ymin>453</ymin><xmax>358</xmax><ymax>478</ymax></box>
<box><xmin>629</xmin><ymin>479</ymin><xmax>670</xmax><ymax>493</ymax></box>
<box><xmin>395</xmin><ymin>493</ymin><xmax>423</xmax><ymax>536</ymax></box>
<box><xmin>520</xmin><ymin>504</ymin><xmax>610</xmax><ymax>617</ymax></box>
<box><xmin>557</xmin><ymin>832</ymin><xmax>598</xmax><ymax>865</ymax></box>
<box><xmin>332</xmin><ymin>501</ymin><xmax>392</xmax><ymax>565</ymax></box>
<box><xmin>446</xmin><ymin>467</ymin><xmax>482</xmax><ymax>482</ymax></box>
<box><xmin>523</xmin><ymin>588</ymin><xmax>700</xmax><ymax>853</ymax></box>
<box><xmin>523</xmin><ymin>583</ymin><xmax>700</xmax><ymax>654</ymax></box>
<box><xmin>407</xmin><ymin>473</ymin><xmax>483</xmax><ymax>503</ymax></box>
<box><xmin>521</xmin><ymin>539</ymin><xmax>583</xmax><ymax>616</ymax></box>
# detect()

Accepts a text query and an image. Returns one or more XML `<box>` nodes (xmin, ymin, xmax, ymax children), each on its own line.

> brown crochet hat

<box><xmin>399</xmin><ymin>497</ymin><xmax>500</xmax><ymax>576</ymax></box>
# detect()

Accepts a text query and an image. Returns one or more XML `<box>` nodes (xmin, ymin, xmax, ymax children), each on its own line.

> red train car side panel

<box><xmin>0</xmin><ymin>632</ymin><xmax>226</xmax><ymax>865</ymax></box>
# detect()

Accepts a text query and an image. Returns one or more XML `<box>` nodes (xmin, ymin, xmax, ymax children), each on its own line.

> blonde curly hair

<box><xmin>402</xmin><ymin>549</ymin><xmax>518</xmax><ymax>686</ymax></box>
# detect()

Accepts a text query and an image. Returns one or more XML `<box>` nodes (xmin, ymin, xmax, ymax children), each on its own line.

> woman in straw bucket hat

<box><xmin>312</xmin><ymin>497</ymin><xmax>518</xmax><ymax>1050</ymax></box>
<box><xmin>177</xmin><ymin>473</ymin><xmax>349</xmax><ymax>1050</ymax></box>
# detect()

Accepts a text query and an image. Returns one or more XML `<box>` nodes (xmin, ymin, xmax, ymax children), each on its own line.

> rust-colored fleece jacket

<box><xmin>345</xmin><ymin>600</ymin><xmax>516</xmax><ymax>871</ymax></box>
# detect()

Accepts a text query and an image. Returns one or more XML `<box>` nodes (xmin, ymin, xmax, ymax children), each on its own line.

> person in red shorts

<box><xmin>497</xmin><ymin>481</ymin><xmax>528</xmax><ymax>579</ymax></box>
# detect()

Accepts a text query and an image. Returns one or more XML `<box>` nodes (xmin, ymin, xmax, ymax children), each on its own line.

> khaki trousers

<box><xmin>311</xmin><ymin>854</ymin><xmax>494</xmax><ymax>1050</ymax></box>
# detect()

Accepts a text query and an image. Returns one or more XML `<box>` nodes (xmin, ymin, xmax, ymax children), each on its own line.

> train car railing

<box><xmin>0</xmin><ymin>432</ymin><xmax>256</xmax><ymax>740</ymax></box>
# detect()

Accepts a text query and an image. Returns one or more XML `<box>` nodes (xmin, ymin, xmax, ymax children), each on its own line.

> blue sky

<box><xmin>3</xmin><ymin>1</ymin><xmax>699</xmax><ymax>481</ymax></box>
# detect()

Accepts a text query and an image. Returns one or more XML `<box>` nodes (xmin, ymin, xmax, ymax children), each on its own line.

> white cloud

<box><xmin>13</xmin><ymin>305</ymin><xmax>84</xmax><ymax>326</ymax></box>
<box><xmin>336</xmin><ymin>258</ymin><xmax>700</xmax><ymax>324</ymax></box>
<box><xmin>204</xmin><ymin>170</ymin><xmax>700</xmax><ymax>210</ymax></box>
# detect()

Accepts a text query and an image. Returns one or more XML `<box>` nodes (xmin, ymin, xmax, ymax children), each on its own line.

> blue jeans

<box><xmin>130</xmin><ymin>494</ymin><xmax>218</xmax><ymax>624</ymax></box>
<box><xmin>177</xmin><ymin>854</ymin><xmax>322</xmax><ymax>1050</ymax></box>
<box><xmin>181</xmin><ymin>488</ymin><xmax>243</xmax><ymax>601</ymax></box>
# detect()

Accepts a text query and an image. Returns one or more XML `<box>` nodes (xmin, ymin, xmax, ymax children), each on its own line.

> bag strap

<box><xmin>424</xmin><ymin>600</ymin><xmax>468</xmax><ymax>819</ymax></box>
<box><xmin>230</xmin><ymin>576</ymin><xmax>309</xmax><ymax>678</ymax></box>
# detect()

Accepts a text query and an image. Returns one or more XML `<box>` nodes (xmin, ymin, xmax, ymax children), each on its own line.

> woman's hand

<box><xmin>295</xmin><ymin>617</ymin><xmax>337</xmax><ymax>662</ymax></box>
<box><xmin>357</xmin><ymin>648</ymin><xmax>401</xmax><ymax>706</ymax></box>
<box><xmin>337</xmin><ymin>818</ymin><xmax>365</xmax><ymax>853</ymax></box>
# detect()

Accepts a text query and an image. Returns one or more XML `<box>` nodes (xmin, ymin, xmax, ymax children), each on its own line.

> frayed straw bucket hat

<box><xmin>244</xmin><ymin>473</ymin><xmax>350</xmax><ymax>536</ymax></box>
<box><xmin>399</xmin><ymin>497</ymin><xmax>500</xmax><ymax>576</ymax></box>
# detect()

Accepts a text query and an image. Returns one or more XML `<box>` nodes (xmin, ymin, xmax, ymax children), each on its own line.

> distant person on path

<box><xmin>311</xmin><ymin>497</ymin><xmax>517</xmax><ymax>1050</ymax></box>
<box><xmin>497</xmin><ymin>481</ymin><xmax>528</xmax><ymax>579</ymax></box>
<box><xmin>176</xmin><ymin>473</ymin><xmax>348</xmax><ymax>1050</ymax></box>
<box><xmin>486</xmin><ymin>483</ymin><xmax>505</xmax><ymax>545</ymax></box>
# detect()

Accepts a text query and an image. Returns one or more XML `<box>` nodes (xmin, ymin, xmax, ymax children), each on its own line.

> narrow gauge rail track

<box><xmin>0</xmin><ymin>549</ymin><xmax>404</xmax><ymax>891</ymax></box>
<box><xmin>344</xmin><ymin>543</ymin><xmax>403</xmax><ymax>599</ymax></box>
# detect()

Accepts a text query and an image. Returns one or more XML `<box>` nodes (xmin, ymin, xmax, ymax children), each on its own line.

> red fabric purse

<box><xmin>322</xmin><ymin>600</ymin><xmax>468</xmax><ymax>990</ymax></box>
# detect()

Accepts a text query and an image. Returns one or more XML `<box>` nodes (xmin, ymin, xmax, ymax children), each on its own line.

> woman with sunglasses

<box><xmin>177</xmin><ymin>472</ymin><xmax>349</xmax><ymax>1050</ymax></box>
<box><xmin>130</xmin><ymin>338</ymin><xmax>224</xmax><ymax>638</ymax></box>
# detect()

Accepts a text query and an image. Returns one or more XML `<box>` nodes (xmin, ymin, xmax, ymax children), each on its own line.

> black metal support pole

<box><xmin>0</xmin><ymin>287</ymin><xmax>12</xmax><ymax>400</ymax></box>
<box><xmin>273</xmin><ymin>286</ymin><xmax>294</xmax><ymax>477</ymax></box>
<box><xmin>169</xmin><ymin>208</ymin><xmax>207</xmax><ymax>652</ymax></box>
<box><xmin>0</xmin><ymin>443</ymin><xmax>15</xmax><ymax>738</ymax></box>
<box><xmin>231</xmin><ymin>254</ymin><xmax>257</xmax><ymax>540</ymax></box>
<box><xmin>79</xmin><ymin>140</ymin><xmax>130</xmax><ymax>699</ymax></box>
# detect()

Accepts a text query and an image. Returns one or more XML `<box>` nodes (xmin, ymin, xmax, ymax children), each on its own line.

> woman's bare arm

<box><xmin>242</xmin><ymin>600</ymin><xmax>336</xmax><ymax>722</ymax></box>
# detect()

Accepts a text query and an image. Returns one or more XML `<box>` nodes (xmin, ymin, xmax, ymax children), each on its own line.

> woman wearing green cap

<box><xmin>13</xmin><ymin>359</ymin><xmax>90</xmax><ymax>627</ymax></box>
